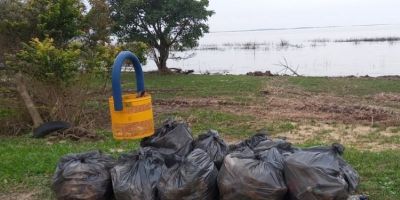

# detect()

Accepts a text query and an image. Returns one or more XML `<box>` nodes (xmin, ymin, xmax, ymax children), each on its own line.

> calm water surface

<box><xmin>143</xmin><ymin>24</ymin><xmax>400</xmax><ymax>76</ymax></box>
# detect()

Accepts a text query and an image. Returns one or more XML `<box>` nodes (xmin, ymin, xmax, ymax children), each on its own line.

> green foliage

<box><xmin>7</xmin><ymin>37</ymin><xmax>81</xmax><ymax>85</ymax></box>
<box><xmin>32</xmin><ymin>0</ymin><xmax>86</xmax><ymax>46</ymax></box>
<box><xmin>121</xmin><ymin>41</ymin><xmax>149</xmax><ymax>64</ymax></box>
<box><xmin>82</xmin><ymin>44</ymin><xmax>121</xmax><ymax>77</ymax></box>
<box><xmin>109</xmin><ymin>0</ymin><xmax>214</xmax><ymax>71</ymax></box>
<box><xmin>84</xmin><ymin>0</ymin><xmax>113</xmax><ymax>46</ymax></box>
<box><xmin>0</xmin><ymin>0</ymin><xmax>33</xmax><ymax>62</ymax></box>
<box><xmin>0</xmin><ymin>0</ymin><xmax>86</xmax><ymax>62</ymax></box>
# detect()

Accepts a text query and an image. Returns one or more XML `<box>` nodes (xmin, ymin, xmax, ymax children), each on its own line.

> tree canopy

<box><xmin>84</xmin><ymin>0</ymin><xmax>113</xmax><ymax>46</ymax></box>
<box><xmin>33</xmin><ymin>0</ymin><xmax>86</xmax><ymax>46</ymax></box>
<box><xmin>0</xmin><ymin>0</ymin><xmax>33</xmax><ymax>63</ymax></box>
<box><xmin>109</xmin><ymin>0</ymin><xmax>214</xmax><ymax>72</ymax></box>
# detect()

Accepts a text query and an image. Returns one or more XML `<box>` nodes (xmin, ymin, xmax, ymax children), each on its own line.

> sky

<box><xmin>207</xmin><ymin>0</ymin><xmax>400</xmax><ymax>32</ymax></box>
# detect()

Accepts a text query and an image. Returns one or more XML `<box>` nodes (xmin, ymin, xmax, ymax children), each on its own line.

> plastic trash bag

<box><xmin>141</xmin><ymin>119</ymin><xmax>193</xmax><ymax>167</ymax></box>
<box><xmin>229</xmin><ymin>133</ymin><xmax>269</xmax><ymax>152</ymax></box>
<box><xmin>284</xmin><ymin>143</ymin><xmax>359</xmax><ymax>200</ymax></box>
<box><xmin>52</xmin><ymin>150</ymin><xmax>115</xmax><ymax>200</ymax></box>
<box><xmin>339</xmin><ymin>157</ymin><xmax>360</xmax><ymax>193</ymax></box>
<box><xmin>218</xmin><ymin>147</ymin><xmax>287</xmax><ymax>200</ymax></box>
<box><xmin>193</xmin><ymin>130</ymin><xmax>229</xmax><ymax>169</ymax></box>
<box><xmin>157</xmin><ymin>148</ymin><xmax>219</xmax><ymax>200</ymax></box>
<box><xmin>253</xmin><ymin>138</ymin><xmax>299</xmax><ymax>157</ymax></box>
<box><xmin>347</xmin><ymin>195</ymin><xmax>368</xmax><ymax>200</ymax></box>
<box><xmin>111</xmin><ymin>147</ymin><xmax>167</xmax><ymax>200</ymax></box>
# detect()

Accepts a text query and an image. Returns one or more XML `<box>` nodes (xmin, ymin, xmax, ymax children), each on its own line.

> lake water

<box><xmin>143</xmin><ymin>24</ymin><xmax>400</xmax><ymax>76</ymax></box>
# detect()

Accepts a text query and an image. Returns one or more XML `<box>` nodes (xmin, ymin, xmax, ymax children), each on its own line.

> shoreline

<box><xmin>142</xmin><ymin>69</ymin><xmax>400</xmax><ymax>78</ymax></box>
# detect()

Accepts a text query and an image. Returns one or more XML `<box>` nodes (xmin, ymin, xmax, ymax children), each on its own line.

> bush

<box><xmin>7</xmin><ymin>37</ymin><xmax>81</xmax><ymax>85</ymax></box>
<box><xmin>3</xmin><ymin>36</ymin><xmax>149</xmax><ymax>135</ymax></box>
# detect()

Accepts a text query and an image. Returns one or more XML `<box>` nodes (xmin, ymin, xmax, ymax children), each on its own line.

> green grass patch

<box><xmin>264</xmin><ymin>121</ymin><xmax>297</xmax><ymax>134</ymax></box>
<box><xmin>0</xmin><ymin>134</ymin><xmax>139</xmax><ymax>196</ymax></box>
<box><xmin>287</xmin><ymin>77</ymin><xmax>400</xmax><ymax>96</ymax></box>
<box><xmin>344</xmin><ymin>150</ymin><xmax>400</xmax><ymax>199</ymax></box>
<box><xmin>0</xmin><ymin>108</ymin><xmax>16</xmax><ymax>119</ymax></box>
<box><xmin>122</xmin><ymin>74</ymin><xmax>266</xmax><ymax>100</ymax></box>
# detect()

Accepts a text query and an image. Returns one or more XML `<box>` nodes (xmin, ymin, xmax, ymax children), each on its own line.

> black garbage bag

<box><xmin>52</xmin><ymin>150</ymin><xmax>115</xmax><ymax>200</ymax></box>
<box><xmin>284</xmin><ymin>143</ymin><xmax>359</xmax><ymax>200</ymax></box>
<box><xmin>229</xmin><ymin>132</ymin><xmax>269</xmax><ymax>152</ymax></box>
<box><xmin>193</xmin><ymin>130</ymin><xmax>229</xmax><ymax>169</ymax></box>
<box><xmin>141</xmin><ymin>119</ymin><xmax>193</xmax><ymax>167</ymax></box>
<box><xmin>111</xmin><ymin>147</ymin><xmax>167</xmax><ymax>200</ymax></box>
<box><xmin>157</xmin><ymin>148</ymin><xmax>219</xmax><ymax>200</ymax></box>
<box><xmin>339</xmin><ymin>157</ymin><xmax>360</xmax><ymax>193</ymax></box>
<box><xmin>253</xmin><ymin>138</ymin><xmax>299</xmax><ymax>157</ymax></box>
<box><xmin>218</xmin><ymin>147</ymin><xmax>287</xmax><ymax>200</ymax></box>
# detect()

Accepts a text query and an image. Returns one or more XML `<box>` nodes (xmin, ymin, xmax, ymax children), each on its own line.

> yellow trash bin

<box><xmin>109</xmin><ymin>51</ymin><xmax>154</xmax><ymax>140</ymax></box>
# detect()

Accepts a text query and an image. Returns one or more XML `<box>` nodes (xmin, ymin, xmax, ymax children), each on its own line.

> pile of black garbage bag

<box><xmin>52</xmin><ymin>119</ymin><xmax>362</xmax><ymax>200</ymax></box>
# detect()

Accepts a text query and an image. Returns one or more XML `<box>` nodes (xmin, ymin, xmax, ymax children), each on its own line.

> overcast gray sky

<box><xmin>207</xmin><ymin>0</ymin><xmax>400</xmax><ymax>32</ymax></box>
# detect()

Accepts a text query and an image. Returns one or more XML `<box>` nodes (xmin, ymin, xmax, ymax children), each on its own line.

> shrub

<box><xmin>7</xmin><ymin>37</ymin><xmax>81</xmax><ymax>85</ymax></box>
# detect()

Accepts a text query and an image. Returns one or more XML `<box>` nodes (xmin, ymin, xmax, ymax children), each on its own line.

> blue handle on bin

<box><xmin>112</xmin><ymin>51</ymin><xmax>145</xmax><ymax>111</ymax></box>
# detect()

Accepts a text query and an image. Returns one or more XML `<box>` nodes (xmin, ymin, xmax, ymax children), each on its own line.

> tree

<box><xmin>0</xmin><ymin>0</ymin><xmax>86</xmax><ymax>63</ymax></box>
<box><xmin>0</xmin><ymin>0</ymin><xmax>33</xmax><ymax>63</ymax></box>
<box><xmin>84</xmin><ymin>0</ymin><xmax>113</xmax><ymax>46</ymax></box>
<box><xmin>109</xmin><ymin>0</ymin><xmax>214</xmax><ymax>72</ymax></box>
<box><xmin>32</xmin><ymin>0</ymin><xmax>86</xmax><ymax>46</ymax></box>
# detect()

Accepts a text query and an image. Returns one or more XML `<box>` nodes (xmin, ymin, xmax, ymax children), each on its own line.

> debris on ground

<box><xmin>140</xmin><ymin>119</ymin><xmax>193</xmax><ymax>167</ymax></box>
<box><xmin>157</xmin><ymin>148</ymin><xmax>219</xmax><ymax>200</ymax></box>
<box><xmin>193</xmin><ymin>130</ymin><xmax>229</xmax><ymax>169</ymax></box>
<box><xmin>111</xmin><ymin>147</ymin><xmax>167</xmax><ymax>200</ymax></box>
<box><xmin>52</xmin><ymin>119</ymin><xmax>363</xmax><ymax>200</ymax></box>
<box><xmin>284</xmin><ymin>143</ymin><xmax>359</xmax><ymax>200</ymax></box>
<box><xmin>246</xmin><ymin>70</ymin><xmax>274</xmax><ymax>76</ymax></box>
<box><xmin>218</xmin><ymin>147</ymin><xmax>287</xmax><ymax>200</ymax></box>
<box><xmin>52</xmin><ymin>151</ymin><xmax>115</xmax><ymax>200</ymax></box>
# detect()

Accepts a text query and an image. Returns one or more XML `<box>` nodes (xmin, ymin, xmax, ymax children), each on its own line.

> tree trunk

<box><xmin>15</xmin><ymin>72</ymin><xmax>44</xmax><ymax>128</ymax></box>
<box><xmin>154</xmin><ymin>46</ymin><xmax>171</xmax><ymax>73</ymax></box>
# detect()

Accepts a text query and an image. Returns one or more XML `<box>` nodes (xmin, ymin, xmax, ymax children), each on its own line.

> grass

<box><xmin>121</xmin><ymin>74</ymin><xmax>400</xmax><ymax>100</ymax></box>
<box><xmin>0</xmin><ymin>133</ymin><xmax>139</xmax><ymax>198</ymax></box>
<box><xmin>287</xmin><ymin>76</ymin><xmax>400</xmax><ymax>96</ymax></box>
<box><xmin>123</xmin><ymin>74</ymin><xmax>266</xmax><ymax>100</ymax></box>
<box><xmin>0</xmin><ymin>108</ymin><xmax>16</xmax><ymax>119</ymax></box>
<box><xmin>344</xmin><ymin>150</ymin><xmax>400</xmax><ymax>199</ymax></box>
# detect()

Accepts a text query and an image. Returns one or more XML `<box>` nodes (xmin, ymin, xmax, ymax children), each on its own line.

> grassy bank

<box><xmin>1</xmin><ymin>74</ymin><xmax>400</xmax><ymax>199</ymax></box>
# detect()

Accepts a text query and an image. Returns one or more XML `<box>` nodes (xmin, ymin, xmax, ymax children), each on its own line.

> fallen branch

<box><xmin>275</xmin><ymin>58</ymin><xmax>301</xmax><ymax>76</ymax></box>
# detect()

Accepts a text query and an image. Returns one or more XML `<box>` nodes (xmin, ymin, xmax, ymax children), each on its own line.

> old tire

<box><xmin>33</xmin><ymin>121</ymin><xmax>71</xmax><ymax>138</ymax></box>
